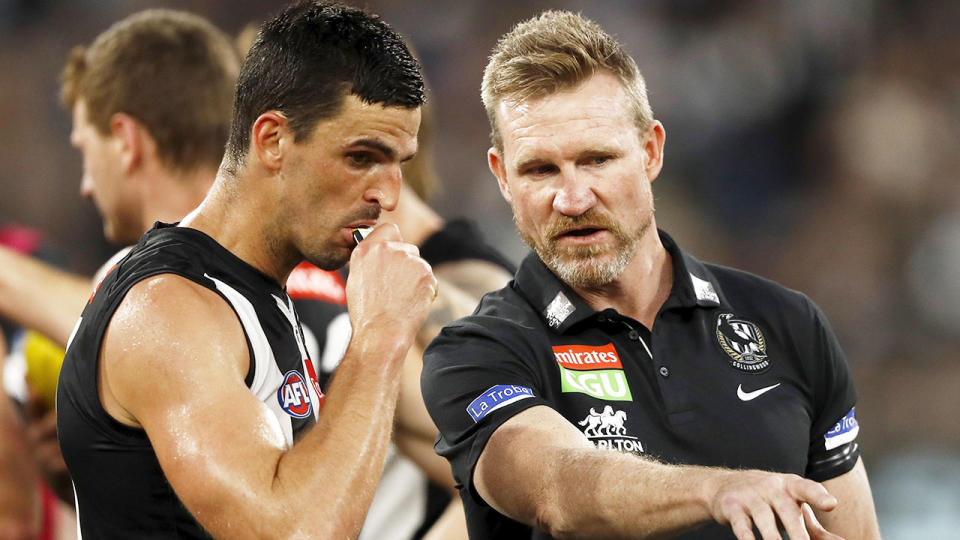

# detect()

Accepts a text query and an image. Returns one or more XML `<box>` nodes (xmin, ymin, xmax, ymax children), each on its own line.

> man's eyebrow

<box><xmin>349</xmin><ymin>138</ymin><xmax>397</xmax><ymax>160</ymax></box>
<box><xmin>514</xmin><ymin>156</ymin><xmax>551</xmax><ymax>171</ymax></box>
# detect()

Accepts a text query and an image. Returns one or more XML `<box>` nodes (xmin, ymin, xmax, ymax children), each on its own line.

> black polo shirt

<box><xmin>421</xmin><ymin>230</ymin><xmax>860</xmax><ymax>540</ymax></box>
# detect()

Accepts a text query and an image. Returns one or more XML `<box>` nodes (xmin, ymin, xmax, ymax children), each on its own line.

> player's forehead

<box><xmin>316</xmin><ymin>95</ymin><xmax>421</xmax><ymax>157</ymax></box>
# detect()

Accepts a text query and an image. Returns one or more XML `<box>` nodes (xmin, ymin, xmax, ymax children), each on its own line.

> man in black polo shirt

<box><xmin>421</xmin><ymin>10</ymin><xmax>881</xmax><ymax>540</ymax></box>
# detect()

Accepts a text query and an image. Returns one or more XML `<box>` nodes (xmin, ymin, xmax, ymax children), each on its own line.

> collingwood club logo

<box><xmin>716</xmin><ymin>313</ymin><xmax>769</xmax><ymax>373</ymax></box>
<box><xmin>577</xmin><ymin>406</ymin><xmax>643</xmax><ymax>453</ymax></box>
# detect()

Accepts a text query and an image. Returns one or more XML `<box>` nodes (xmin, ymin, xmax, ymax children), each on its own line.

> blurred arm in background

<box><xmin>0</xmin><ymin>331</ymin><xmax>42</xmax><ymax>540</ymax></box>
<box><xmin>0</xmin><ymin>244</ymin><xmax>90</xmax><ymax>349</ymax></box>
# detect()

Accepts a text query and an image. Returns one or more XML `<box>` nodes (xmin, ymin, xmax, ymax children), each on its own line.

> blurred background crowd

<box><xmin>0</xmin><ymin>0</ymin><xmax>957</xmax><ymax>537</ymax></box>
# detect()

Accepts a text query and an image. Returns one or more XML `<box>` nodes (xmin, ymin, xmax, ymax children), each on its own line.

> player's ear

<box><xmin>488</xmin><ymin>147</ymin><xmax>512</xmax><ymax>204</ymax></box>
<box><xmin>642</xmin><ymin>121</ymin><xmax>665</xmax><ymax>183</ymax></box>
<box><xmin>250</xmin><ymin>111</ymin><xmax>289</xmax><ymax>171</ymax></box>
<box><xmin>109</xmin><ymin>113</ymin><xmax>143</xmax><ymax>174</ymax></box>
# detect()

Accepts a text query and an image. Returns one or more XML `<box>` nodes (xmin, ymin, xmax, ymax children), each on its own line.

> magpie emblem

<box><xmin>716</xmin><ymin>313</ymin><xmax>770</xmax><ymax>373</ymax></box>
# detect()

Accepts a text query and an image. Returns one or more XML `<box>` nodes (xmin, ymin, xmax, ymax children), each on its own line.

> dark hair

<box><xmin>224</xmin><ymin>1</ymin><xmax>425</xmax><ymax>171</ymax></box>
<box><xmin>61</xmin><ymin>9</ymin><xmax>240</xmax><ymax>173</ymax></box>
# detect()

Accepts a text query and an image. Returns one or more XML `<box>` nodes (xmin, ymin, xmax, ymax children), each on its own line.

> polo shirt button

<box><xmin>627</xmin><ymin>330</ymin><xmax>639</xmax><ymax>340</ymax></box>
<box><xmin>659</xmin><ymin>366</ymin><xmax>670</xmax><ymax>378</ymax></box>
<box><xmin>597</xmin><ymin>315</ymin><xmax>607</xmax><ymax>322</ymax></box>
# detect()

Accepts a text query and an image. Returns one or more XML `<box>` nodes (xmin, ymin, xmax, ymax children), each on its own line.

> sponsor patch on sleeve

<box><xmin>824</xmin><ymin>407</ymin><xmax>859</xmax><ymax>450</ymax></box>
<box><xmin>466</xmin><ymin>385</ymin><xmax>534</xmax><ymax>423</ymax></box>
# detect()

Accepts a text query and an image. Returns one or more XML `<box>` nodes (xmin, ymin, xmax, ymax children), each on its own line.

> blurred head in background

<box><xmin>61</xmin><ymin>9</ymin><xmax>240</xmax><ymax>244</ymax></box>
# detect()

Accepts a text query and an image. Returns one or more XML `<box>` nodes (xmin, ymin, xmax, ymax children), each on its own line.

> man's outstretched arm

<box><xmin>0</xmin><ymin>245</ymin><xmax>91</xmax><ymax>347</ymax></box>
<box><xmin>100</xmin><ymin>226</ymin><xmax>437</xmax><ymax>539</ymax></box>
<box><xmin>475</xmin><ymin>406</ymin><xmax>845</xmax><ymax>540</ymax></box>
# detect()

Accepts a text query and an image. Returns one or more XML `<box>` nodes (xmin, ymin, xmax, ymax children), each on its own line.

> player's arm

<box><xmin>0</xmin><ymin>245</ymin><xmax>91</xmax><ymax>347</ymax></box>
<box><xmin>102</xmin><ymin>226</ymin><xmax>436</xmax><ymax>539</ymax></box>
<box><xmin>475</xmin><ymin>405</ymin><xmax>844</xmax><ymax>540</ymax></box>
<box><xmin>814</xmin><ymin>458</ymin><xmax>880</xmax><ymax>539</ymax></box>
<box><xmin>0</xmin><ymin>332</ymin><xmax>42</xmax><ymax>539</ymax></box>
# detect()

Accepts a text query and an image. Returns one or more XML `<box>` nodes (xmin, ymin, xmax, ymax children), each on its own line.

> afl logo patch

<box><xmin>716</xmin><ymin>313</ymin><xmax>770</xmax><ymax>373</ymax></box>
<box><xmin>278</xmin><ymin>370</ymin><xmax>313</xmax><ymax>418</ymax></box>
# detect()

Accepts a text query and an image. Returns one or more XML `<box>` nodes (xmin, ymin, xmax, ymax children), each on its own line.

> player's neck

<box><xmin>573</xmin><ymin>227</ymin><xmax>672</xmax><ymax>330</ymax></box>
<box><xmin>181</xmin><ymin>172</ymin><xmax>293</xmax><ymax>286</ymax></box>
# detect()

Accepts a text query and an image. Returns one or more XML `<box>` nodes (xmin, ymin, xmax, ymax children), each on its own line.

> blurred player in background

<box><xmin>326</xmin><ymin>94</ymin><xmax>516</xmax><ymax>539</ymax></box>
<box><xmin>0</xmin><ymin>8</ymin><xmax>240</xmax><ymax>538</ymax></box>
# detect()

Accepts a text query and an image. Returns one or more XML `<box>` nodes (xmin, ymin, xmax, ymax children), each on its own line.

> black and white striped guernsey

<box><xmin>57</xmin><ymin>222</ymin><xmax>323</xmax><ymax>539</ymax></box>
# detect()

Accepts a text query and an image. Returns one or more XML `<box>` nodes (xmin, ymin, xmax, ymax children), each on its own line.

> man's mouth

<box><xmin>554</xmin><ymin>226</ymin><xmax>606</xmax><ymax>240</ymax></box>
<box><xmin>560</xmin><ymin>227</ymin><xmax>602</xmax><ymax>237</ymax></box>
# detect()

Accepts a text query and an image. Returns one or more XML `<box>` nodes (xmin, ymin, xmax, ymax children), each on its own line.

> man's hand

<box><xmin>704</xmin><ymin>469</ymin><xmax>844</xmax><ymax>540</ymax></box>
<box><xmin>346</xmin><ymin>223</ymin><xmax>437</xmax><ymax>352</ymax></box>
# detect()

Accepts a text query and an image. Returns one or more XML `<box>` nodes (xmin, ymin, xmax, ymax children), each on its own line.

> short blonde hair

<box><xmin>481</xmin><ymin>10</ymin><xmax>653</xmax><ymax>151</ymax></box>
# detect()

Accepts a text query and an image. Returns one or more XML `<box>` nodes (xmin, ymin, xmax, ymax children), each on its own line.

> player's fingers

<box><xmin>388</xmin><ymin>240</ymin><xmax>421</xmax><ymax>258</ymax></box>
<box><xmin>771</xmin><ymin>497</ymin><xmax>809</xmax><ymax>540</ymax></box>
<box><xmin>368</xmin><ymin>222</ymin><xmax>401</xmax><ymax>241</ymax></box>
<box><xmin>803</xmin><ymin>503</ymin><xmax>845</xmax><ymax>540</ymax></box>
<box><xmin>747</xmin><ymin>502</ymin><xmax>782</xmax><ymax>540</ymax></box>
<box><xmin>788</xmin><ymin>478</ymin><xmax>837</xmax><ymax>512</ymax></box>
<box><xmin>728</xmin><ymin>512</ymin><xmax>757</xmax><ymax>540</ymax></box>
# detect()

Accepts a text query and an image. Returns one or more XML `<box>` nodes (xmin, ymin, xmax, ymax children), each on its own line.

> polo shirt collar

<box><xmin>513</xmin><ymin>229</ymin><xmax>727</xmax><ymax>334</ymax></box>
<box><xmin>659</xmin><ymin>230</ymin><xmax>727</xmax><ymax>309</ymax></box>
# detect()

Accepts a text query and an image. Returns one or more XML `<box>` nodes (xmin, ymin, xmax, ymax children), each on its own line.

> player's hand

<box><xmin>704</xmin><ymin>469</ymin><xmax>844</xmax><ymax>540</ymax></box>
<box><xmin>345</xmin><ymin>223</ymin><xmax>437</xmax><ymax>350</ymax></box>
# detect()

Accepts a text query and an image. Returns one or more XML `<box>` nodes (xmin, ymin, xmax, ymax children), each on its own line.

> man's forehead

<box><xmin>326</xmin><ymin>97</ymin><xmax>420</xmax><ymax>138</ymax></box>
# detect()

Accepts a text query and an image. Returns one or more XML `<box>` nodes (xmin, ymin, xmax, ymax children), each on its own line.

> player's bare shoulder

<box><xmin>99</xmin><ymin>273</ymin><xmax>248</xmax><ymax>426</ymax></box>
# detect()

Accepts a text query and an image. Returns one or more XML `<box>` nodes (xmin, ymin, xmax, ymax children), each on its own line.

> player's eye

<box><xmin>347</xmin><ymin>152</ymin><xmax>374</xmax><ymax>167</ymax></box>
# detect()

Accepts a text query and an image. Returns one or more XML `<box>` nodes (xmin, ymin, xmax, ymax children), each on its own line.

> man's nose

<box><xmin>552</xmin><ymin>170</ymin><xmax>597</xmax><ymax>216</ymax></box>
<box><xmin>79</xmin><ymin>171</ymin><xmax>94</xmax><ymax>199</ymax></box>
<box><xmin>364</xmin><ymin>165</ymin><xmax>402</xmax><ymax>211</ymax></box>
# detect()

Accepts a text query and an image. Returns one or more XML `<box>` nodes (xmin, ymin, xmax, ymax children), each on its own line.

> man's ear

<box><xmin>488</xmin><ymin>147</ymin><xmax>512</xmax><ymax>204</ymax></box>
<box><xmin>250</xmin><ymin>111</ymin><xmax>289</xmax><ymax>171</ymax></box>
<box><xmin>109</xmin><ymin>113</ymin><xmax>144</xmax><ymax>174</ymax></box>
<box><xmin>642</xmin><ymin>121</ymin><xmax>666</xmax><ymax>183</ymax></box>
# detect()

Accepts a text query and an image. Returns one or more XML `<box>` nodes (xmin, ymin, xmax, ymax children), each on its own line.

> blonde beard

<box><xmin>516</xmin><ymin>207</ymin><xmax>652</xmax><ymax>289</ymax></box>
<box><xmin>547</xmin><ymin>242</ymin><xmax>636</xmax><ymax>289</ymax></box>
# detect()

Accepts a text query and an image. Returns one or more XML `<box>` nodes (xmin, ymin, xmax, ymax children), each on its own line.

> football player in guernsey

<box><xmin>421</xmin><ymin>10</ymin><xmax>881</xmax><ymax>540</ymax></box>
<box><xmin>57</xmin><ymin>3</ymin><xmax>437</xmax><ymax>538</ymax></box>
<box><xmin>1</xmin><ymin>8</ymin><xmax>242</xmax><ymax>535</ymax></box>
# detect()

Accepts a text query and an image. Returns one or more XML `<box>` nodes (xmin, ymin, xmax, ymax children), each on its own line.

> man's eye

<box><xmin>347</xmin><ymin>152</ymin><xmax>373</xmax><ymax>166</ymax></box>
<box><xmin>528</xmin><ymin>164</ymin><xmax>557</xmax><ymax>176</ymax></box>
<box><xmin>589</xmin><ymin>156</ymin><xmax>611</xmax><ymax>166</ymax></box>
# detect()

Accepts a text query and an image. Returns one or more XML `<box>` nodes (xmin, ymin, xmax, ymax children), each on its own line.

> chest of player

<box><xmin>534</xmin><ymin>307</ymin><xmax>813</xmax><ymax>474</ymax></box>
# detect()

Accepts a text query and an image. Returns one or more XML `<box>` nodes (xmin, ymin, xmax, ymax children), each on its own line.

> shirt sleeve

<box><xmin>803</xmin><ymin>298</ymin><xmax>860</xmax><ymax>481</ymax></box>
<box><xmin>421</xmin><ymin>316</ymin><xmax>552</xmax><ymax>504</ymax></box>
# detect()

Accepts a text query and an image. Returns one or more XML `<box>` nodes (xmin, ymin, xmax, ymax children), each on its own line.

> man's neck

<box><xmin>180</xmin><ymin>171</ymin><xmax>294</xmax><ymax>286</ymax></box>
<box><xmin>572</xmin><ymin>227</ymin><xmax>673</xmax><ymax>330</ymax></box>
